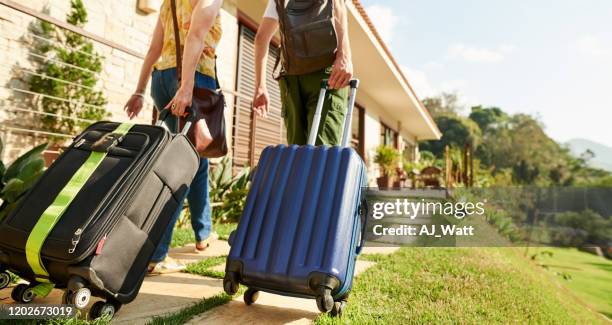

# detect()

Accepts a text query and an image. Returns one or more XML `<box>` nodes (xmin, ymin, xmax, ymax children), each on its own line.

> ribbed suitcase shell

<box><xmin>0</xmin><ymin>122</ymin><xmax>199</xmax><ymax>303</ymax></box>
<box><xmin>227</xmin><ymin>144</ymin><xmax>366</xmax><ymax>298</ymax></box>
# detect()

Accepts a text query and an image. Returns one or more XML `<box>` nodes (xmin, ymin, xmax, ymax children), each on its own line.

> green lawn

<box><xmin>316</xmin><ymin>248</ymin><xmax>607</xmax><ymax>324</ymax></box>
<box><xmin>533</xmin><ymin>247</ymin><xmax>612</xmax><ymax>318</ymax></box>
<box><xmin>170</xmin><ymin>223</ymin><xmax>237</xmax><ymax>248</ymax></box>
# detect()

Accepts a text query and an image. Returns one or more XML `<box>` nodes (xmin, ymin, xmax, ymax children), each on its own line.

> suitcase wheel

<box><xmin>243</xmin><ymin>288</ymin><xmax>259</xmax><ymax>306</ymax></box>
<box><xmin>330</xmin><ymin>301</ymin><xmax>347</xmax><ymax>317</ymax></box>
<box><xmin>11</xmin><ymin>284</ymin><xmax>36</xmax><ymax>303</ymax></box>
<box><xmin>315</xmin><ymin>287</ymin><xmax>334</xmax><ymax>313</ymax></box>
<box><xmin>89</xmin><ymin>301</ymin><xmax>118</xmax><ymax>320</ymax></box>
<box><xmin>223</xmin><ymin>272</ymin><xmax>239</xmax><ymax>296</ymax></box>
<box><xmin>0</xmin><ymin>271</ymin><xmax>10</xmax><ymax>290</ymax></box>
<box><xmin>62</xmin><ymin>287</ymin><xmax>91</xmax><ymax>310</ymax></box>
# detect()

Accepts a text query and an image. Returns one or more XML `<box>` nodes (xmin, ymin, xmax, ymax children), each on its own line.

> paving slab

<box><xmin>0</xmin><ymin>274</ymin><xmax>223</xmax><ymax>324</ymax></box>
<box><xmin>187</xmin><ymin>260</ymin><xmax>377</xmax><ymax>325</ymax></box>
<box><xmin>114</xmin><ymin>273</ymin><xmax>223</xmax><ymax>325</ymax></box>
<box><xmin>169</xmin><ymin>240</ymin><xmax>231</xmax><ymax>264</ymax></box>
<box><xmin>361</xmin><ymin>246</ymin><xmax>400</xmax><ymax>255</ymax></box>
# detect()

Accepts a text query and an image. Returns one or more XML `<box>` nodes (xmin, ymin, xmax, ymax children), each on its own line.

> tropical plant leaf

<box><xmin>17</xmin><ymin>157</ymin><xmax>45</xmax><ymax>183</ymax></box>
<box><xmin>1</xmin><ymin>178</ymin><xmax>25</xmax><ymax>203</ymax></box>
<box><xmin>0</xmin><ymin>201</ymin><xmax>18</xmax><ymax>222</ymax></box>
<box><xmin>0</xmin><ymin>161</ymin><xmax>5</xmax><ymax>186</ymax></box>
<box><xmin>3</xmin><ymin>143</ymin><xmax>47</xmax><ymax>183</ymax></box>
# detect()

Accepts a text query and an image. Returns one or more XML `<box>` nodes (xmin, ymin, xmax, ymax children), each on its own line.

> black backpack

<box><xmin>274</xmin><ymin>0</ymin><xmax>338</xmax><ymax>77</ymax></box>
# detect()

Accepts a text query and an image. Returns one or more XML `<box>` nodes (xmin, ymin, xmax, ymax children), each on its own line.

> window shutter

<box><xmin>233</xmin><ymin>25</ymin><xmax>285</xmax><ymax>170</ymax></box>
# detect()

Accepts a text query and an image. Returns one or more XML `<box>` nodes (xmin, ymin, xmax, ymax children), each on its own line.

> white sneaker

<box><xmin>147</xmin><ymin>257</ymin><xmax>185</xmax><ymax>276</ymax></box>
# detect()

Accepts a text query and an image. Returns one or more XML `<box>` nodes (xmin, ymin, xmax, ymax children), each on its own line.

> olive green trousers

<box><xmin>278</xmin><ymin>67</ymin><xmax>349</xmax><ymax>146</ymax></box>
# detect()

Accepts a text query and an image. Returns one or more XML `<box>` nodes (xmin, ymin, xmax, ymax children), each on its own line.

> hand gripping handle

<box><xmin>307</xmin><ymin>79</ymin><xmax>360</xmax><ymax>146</ymax></box>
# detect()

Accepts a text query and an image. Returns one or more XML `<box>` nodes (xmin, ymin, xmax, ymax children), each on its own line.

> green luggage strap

<box><xmin>25</xmin><ymin>123</ymin><xmax>134</xmax><ymax>297</ymax></box>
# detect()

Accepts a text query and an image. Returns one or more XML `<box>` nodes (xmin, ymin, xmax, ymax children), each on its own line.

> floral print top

<box><xmin>154</xmin><ymin>0</ymin><xmax>222</xmax><ymax>78</ymax></box>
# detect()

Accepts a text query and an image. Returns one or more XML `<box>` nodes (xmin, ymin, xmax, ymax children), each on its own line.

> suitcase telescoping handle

<box><xmin>307</xmin><ymin>79</ymin><xmax>360</xmax><ymax>147</ymax></box>
<box><xmin>156</xmin><ymin>107</ymin><xmax>195</xmax><ymax>136</ymax></box>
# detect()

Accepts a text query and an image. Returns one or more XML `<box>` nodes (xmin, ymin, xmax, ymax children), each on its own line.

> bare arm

<box><xmin>168</xmin><ymin>0</ymin><xmax>223</xmax><ymax>116</ymax></box>
<box><xmin>252</xmin><ymin>18</ymin><xmax>279</xmax><ymax>117</ymax></box>
<box><xmin>124</xmin><ymin>17</ymin><xmax>164</xmax><ymax>119</ymax></box>
<box><xmin>328</xmin><ymin>0</ymin><xmax>353</xmax><ymax>89</ymax></box>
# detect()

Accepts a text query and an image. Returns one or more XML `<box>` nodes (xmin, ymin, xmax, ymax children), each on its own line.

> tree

<box><xmin>512</xmin><ymin>160</ymin><xmax>540</xmax><ymax>185</ymax></box>
<box><xmin>28</xmin><ymin>0</ymin><xmax>107</xmax><ymax>139</ymax></box>
<box><xmin>419</xmin><ymin>115</ymin><xmax>481</xmax><ymax>157</ymax></box>
<box><xmin>469</xmin><ymin>106</ymin><xmax>507</xmax><ymax>132</ymax></box>
<box><xmin>422</xmin><ymin>92</ymin><xmax>463</xmax><ymax>117</ymax></box>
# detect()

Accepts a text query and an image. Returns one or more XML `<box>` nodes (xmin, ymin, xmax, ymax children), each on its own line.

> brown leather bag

<box><xmin>169</xmin><ymin>0</ymin><xmax>228</xmax><ymax>158</ymax></box>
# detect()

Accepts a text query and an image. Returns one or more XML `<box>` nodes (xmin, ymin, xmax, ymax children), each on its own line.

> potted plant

<box><xmin>403</xmin><ymin>160</ymin><xmax>421</xmax><ymax>189</ymax></box>
<box><xmin>374</xmin><ymin>145</ymin><xmax>400</xmax><ymax>189</ymax></box>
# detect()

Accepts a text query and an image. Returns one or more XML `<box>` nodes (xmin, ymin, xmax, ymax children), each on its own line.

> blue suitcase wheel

<box><xmin>315</xmin><ymin>287</ymin><xmax>334</xmax><ymax>313</ymax></box>
<box><xmin>330</xmin><ymin>301</ymin><xmax>346</xmax><ymax>317</ymax></box>
<box><xmin>243</xmin><ymin>288</ymin><xmax>259</xmax><ymax>306</ymax></box>
<box><xmin>0</xmin><ymin>271</ymin><xmax>10</xmax><ymax>290</ymax></box>
<box><xmin>223</xmin><ymin>273</ymin><xmax>239</xmax><ymax>296</ymax></box>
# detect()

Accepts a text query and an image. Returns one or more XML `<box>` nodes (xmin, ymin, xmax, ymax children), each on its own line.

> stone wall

<box><xmin>0</xmin><ymin>0</ymin><xmax>239</xmax><ymax>163</ymax></box>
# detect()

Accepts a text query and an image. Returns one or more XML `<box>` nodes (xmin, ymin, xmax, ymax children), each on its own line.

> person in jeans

<box><xmin>252</xmin><ymin>0</ymin><xmax>353</xmax><ymax>145</ymax></box>
<box><xmin>124</xmin><ymin>0</ymin><xmax>223</xmax><ymax>274</ymax></box>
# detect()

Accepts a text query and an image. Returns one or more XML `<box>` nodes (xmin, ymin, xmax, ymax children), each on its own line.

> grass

<box><xmin>170</xmin><ymin>227</ymin><xmax>196</xmax><ymax>248</ymax></box>
<box><xmin>170</xmin><ymin>223</ymin><xmax>237</xmax><ymax>248</ymax></box>
<box><xmin>215</xmin><ymin>223</ymin><xmax>237</xmax><ymax>241</ymax></box>
<box><xmin>316</xmin><ymin>248</ymin><xmax>608</xmax><ymax>324</ymax></box>
<box><xmin>183</xmin><ymin>256</ymin><xmax>227</xmax><ymax>279</ymax></box>
<box><xmin>532</xmin><ymin>247</ymin><xmax>612</xmax><ymax>318</ymax></box>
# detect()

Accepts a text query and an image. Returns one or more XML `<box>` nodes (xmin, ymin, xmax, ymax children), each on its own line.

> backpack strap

<box><xmin>170</xmin><ymin>0</ymin><xmax>183</xmax><ymax>81</ymax></box>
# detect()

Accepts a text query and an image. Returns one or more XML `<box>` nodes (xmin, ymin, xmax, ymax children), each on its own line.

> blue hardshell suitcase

<box><xmin>224</xmin><ymin>80</ymin><xmax>366</xmax><ymax>315</ymax></box>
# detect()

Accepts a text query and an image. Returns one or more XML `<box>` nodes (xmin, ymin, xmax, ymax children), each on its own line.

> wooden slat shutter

<box><xmin>232</xmin><ymin>25</ymin><xmax>285</xmax><ymax>170</ymax></box>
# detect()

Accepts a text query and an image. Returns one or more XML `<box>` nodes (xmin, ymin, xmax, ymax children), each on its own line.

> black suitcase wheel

<box><xmin>243</xmin><ymin>288</ymin><xmax>259</xmax><ymax>306</ymax></box>
<box><xmin>89</xmin><ymin>301</ymin><xmax>116</xmax><ymax>320</ymax></box>
<box><xmin>64</xmin><ymin>287</ymin><xmax>91</xmax><ymax>310</ymax></box>
<box><xmin>330</xmin><ymin>301</ymin><xmax>346</xmax><ymax>317</ymax></box>
<box><xmin>11</xmin><ymin>284</ymin><xmax>35</xmax><ymax>303</ymax></box>
<box><xmin>315</xmin><ymin>287</ymin><xmax>334</xmax><ymax>313</ymax></box>
<box><xmin>0</xmin><ymin>271</ymin><xmax>10</xmax><ymax>290</ymax></box>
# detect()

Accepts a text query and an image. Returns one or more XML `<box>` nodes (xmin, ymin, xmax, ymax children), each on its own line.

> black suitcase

<box><xmin>0</xmin><ymin>110</ymin><xmax>199</xmax><ymax>318</ymax></box>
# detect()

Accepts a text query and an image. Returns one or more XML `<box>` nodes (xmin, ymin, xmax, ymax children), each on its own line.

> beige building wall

<box><xmin>0</xmin><ymin>0</ymin><xmax>240</xmax><ymax>163</ymax></box>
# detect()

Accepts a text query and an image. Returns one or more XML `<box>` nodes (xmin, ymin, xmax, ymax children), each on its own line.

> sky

<box><xmin>360</xmin><ymin>0</ymin><xmax>612</xmax><ymax>147</ymax></box>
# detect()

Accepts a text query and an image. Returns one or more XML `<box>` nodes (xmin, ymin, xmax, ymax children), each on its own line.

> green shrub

<box><xmin>0</xmin><ymin>138</ymin><xmax>47</xmax><ymax>221</ymax></box>
<box><xmin>28</xmin><ymin>0</ymin><xmax>108</xmax><ymax>139</ymax></box>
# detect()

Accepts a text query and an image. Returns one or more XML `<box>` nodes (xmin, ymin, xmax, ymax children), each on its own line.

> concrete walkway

<box><xmin>0</xmin><ymin>243</ymin><xmax>398</xmax><ymax>324</ymax></box>
<box><xmin>0</xmin><ymin>241</ymin><xmax>229</xmax><ymax>324</ymax></box>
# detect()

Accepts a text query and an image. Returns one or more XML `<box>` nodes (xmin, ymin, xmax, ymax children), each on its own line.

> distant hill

<box><xmin>567</xmin><ymin>139</ymin><xmax>612</xmax><ymax>172</ymax></box>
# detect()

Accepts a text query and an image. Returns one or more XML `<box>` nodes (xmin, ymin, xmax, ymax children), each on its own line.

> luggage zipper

<box><xmin>66</xmin><ymin>132</ymin><xmax>170</xmax><ymax>256</ymax></box>
<box><xmin>68</xmin><ymin>228</ymin><xmax>83</xmax><ymax>254</ymax></box>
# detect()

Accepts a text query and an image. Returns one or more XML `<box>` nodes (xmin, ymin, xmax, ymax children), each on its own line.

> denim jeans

<box><xmin>150</xmin><ymin>67</ymin><xmax>215</xmax><ymax>262</ymax></box>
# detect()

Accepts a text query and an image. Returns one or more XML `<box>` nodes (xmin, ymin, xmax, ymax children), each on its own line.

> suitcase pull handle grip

<box><xmin>156</xmin><ymin>107</ymin><xmax>196</xmax><ymax>136</ymax></box>
<box><xmin>308</xmin><ymin>79</ymin><xmax>360</xmax><ymax>147</ymax></box>
<box><xmin>356</xmin><ymin>198</ymin><xmax>368</xmax><ymax>255</ymax></box>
